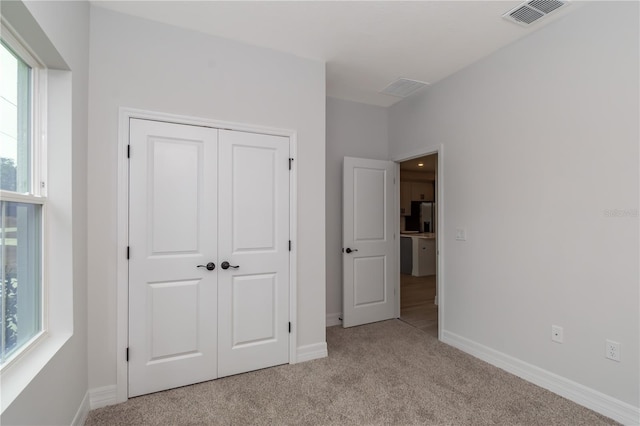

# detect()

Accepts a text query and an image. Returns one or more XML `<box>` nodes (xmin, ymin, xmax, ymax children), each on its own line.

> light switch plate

<box><xmin>455</xmin><ymin>228</ymin><xmax>466</xmax><ymax>241</ymax></box>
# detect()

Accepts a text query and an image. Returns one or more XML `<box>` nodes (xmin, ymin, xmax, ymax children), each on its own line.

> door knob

<box><xmin>197</xmin><ymin>262</ymin><xmax>216</xmax><ymax>271</ymax></box>
<box><xmin>221</xmin><ymin>261</ymin><xmax>239</xmax><ymax>270</ymax></box>
<box><xmin>345</xmin><ymin>248</ymin><xmax>358</xmax><ymax>254</ymax></box>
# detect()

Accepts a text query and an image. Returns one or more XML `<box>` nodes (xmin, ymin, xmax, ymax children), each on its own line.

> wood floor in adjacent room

<box><xmin>399</xmin><ymin>273</ymin><xmax>437</xmax><ymax>337</ymax></box>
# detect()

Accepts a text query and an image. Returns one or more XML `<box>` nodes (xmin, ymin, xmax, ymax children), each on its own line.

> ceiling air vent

<box><xmin>380</xmin><ymin>78</ymin><xmax>429</xmax><ymax>98</ymax></box>
<box><xmin>503</xmin><ymin>0</ymin><xmax>568</xmax><ymax>26</ymax></box>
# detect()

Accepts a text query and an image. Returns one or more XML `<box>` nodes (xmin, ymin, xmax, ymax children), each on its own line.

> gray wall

<box><xmin>1</xmin><ymin>0</ymin><xmax>90</xmax><ymax>424</ymax></box>
<box><xmin>389</xmin><ymin>2</ymin><xmax>639</xmax><ymax>406</ymax></box>
<box><xmin>325</xmin><ymin>97</ymin><xmax>389</xmax><ymax>320</ymax></box>
<box><xmin>87</xmin><ymin>6</ymin><xmax>326</xmax><ymax>390</ymax></box>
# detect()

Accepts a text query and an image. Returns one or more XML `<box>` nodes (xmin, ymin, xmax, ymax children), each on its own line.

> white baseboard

<box><xmin>441</xmin><ymin>330</ymin><xmax>640</xmax><ymax>426</ymax></box>
<box><xmin>326</xmin><ymin>312</ymin><xmax>342</xmax><ymax>327</ymax></box>
<box><xmin>89</xmin><ymin>385</ymin><xmax>118</xmax><ymax>410</ymax></box>
<box><xmin>71</xmin><ymin>391</ymin><xmax>90</xmax><ymax>426</ymax></box>
<box><xmin>296</xmin><ymin>342</ymin><xmax>328</xmax><ymax>363</ymax></box>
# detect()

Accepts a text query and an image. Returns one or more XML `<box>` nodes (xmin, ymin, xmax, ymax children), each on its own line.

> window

<box><xmin>0</xmin><ymin>29</ymin><xmax>45</xmax><ymax>366</ymax></box>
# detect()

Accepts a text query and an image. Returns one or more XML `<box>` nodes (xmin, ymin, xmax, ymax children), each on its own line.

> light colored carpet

<box><xmin>86</xmin><ymin>320</ymin><xmax>617</xmax><ymax>425</ymax></box>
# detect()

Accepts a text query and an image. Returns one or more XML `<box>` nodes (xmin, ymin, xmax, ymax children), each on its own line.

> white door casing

<box><xmin>128</xmin><ymin>119</ymin><xmax>219</xmax><ymax>397</ymax></box>
<box><xmin>342</xmin><ymin>157</ymin><xmax>396</xmax><ymax>327</ymax></box>
<box><xmin>217</xmin><ymin>130</ymin><xmax>290</xmax><ymax>377</ymax></box>
<box><xmin>128</xmin><ymin>119</ymin><xmax>290</xmax><ymax>396</ymax></box>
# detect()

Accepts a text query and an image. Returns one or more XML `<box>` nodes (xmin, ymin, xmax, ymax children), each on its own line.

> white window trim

<box><xmin>1</xmin><ymin>21</ymin><xmax>47</xmax><ymax>198</ymax></box>
<box><xmin>0</xmin><ymin>19</ymin><xmax>48</xmax><ymax>369</ymax></box>
<box><xmin>0</xmin><ymin>17</ymin><xmax>73</xmax><ymax>414</ymax></box>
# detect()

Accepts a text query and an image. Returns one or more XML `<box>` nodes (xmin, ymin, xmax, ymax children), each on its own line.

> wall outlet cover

<box><xmin>605</xmin><ymin>340</ymin><xmax>620</xmax><ymax>362</ymax></box>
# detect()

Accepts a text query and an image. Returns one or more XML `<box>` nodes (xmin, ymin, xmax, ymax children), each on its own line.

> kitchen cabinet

<box><xmin>410</xmin><ymin>182</ymin><xmax>434</xmax><ymax>202</ymax></box>
<box><xmin>400</xmin><ymin>182</ymin><xmax>412</xmax><ymax>216</ymax></box>
<box><xmin>400</xmin><ymin>233</ymin><xmax>437</xmax><ymax>277</ymax></box>
<box><xmin>401</xmin><ymin>182</ymin><xmax>434</xmax><ymax>215</ymax></box>
<box><xmin>414</xmin><ymin>237</ymin><xmax>436</xmax><ymax>276</ymax></box>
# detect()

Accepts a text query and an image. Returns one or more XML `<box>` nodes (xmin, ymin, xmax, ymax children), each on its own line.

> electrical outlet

<box><xmin>605</xmin><ymin>340</ymin><xmax>620</xmax><ymax>362</ymax></box>
<box><xmin>551</xmin><ymin>325</ymin><xmax>563</xmax><ymax>343</ymax></box>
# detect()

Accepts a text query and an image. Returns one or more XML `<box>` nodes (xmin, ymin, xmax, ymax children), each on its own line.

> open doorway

<box><xmin>398</xmin><ymin>153</ymin><xmax>438</xmax><ymax>337</ymax></box>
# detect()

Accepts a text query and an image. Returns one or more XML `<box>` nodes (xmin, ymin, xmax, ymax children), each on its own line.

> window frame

<box><xmin>0</xmin><ymin>20</ymin><xmax>48</xmax><ymax>371</ymax></box>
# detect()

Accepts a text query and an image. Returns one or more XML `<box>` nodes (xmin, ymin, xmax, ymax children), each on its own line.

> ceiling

<box><xmin>92</xmin><ymin>1</ymin><xmax>582</xmax><ymax>107</ymax></box>
<box><xmin>400</xmin><ymin>154</ymin><xmax>437</xmax><ymax>173</ymax></box>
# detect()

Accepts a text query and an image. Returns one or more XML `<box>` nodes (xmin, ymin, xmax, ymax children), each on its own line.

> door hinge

<box><xmin>127</xmin><ymin>145</ymin><xmax>130</xmax><ymax>158</ymax></box>
<box><xmin>289</xmin><ymin>158</ymin><xmax>294</xmax><ymax>170</ymax></box>
<box><xmin>127</xmin><ymin>246</ymin><xmax>130</xmax><ymax>259</ymax></box>
<box><xmin>126</xmin><ymin>347</ymin><xmax>129</xmax><ymax>362</ymax></box>
<box><xmin>289</xmin><ymin>240</ymin><xmax>292</xmax><ymax>251</ymax></box>
<box><xmin>288</xmin><ymin>322</ymin><xmax>291</xmax><ymax>333</ymax></box>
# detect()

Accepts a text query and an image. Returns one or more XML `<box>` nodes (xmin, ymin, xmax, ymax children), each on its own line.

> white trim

<box><xmin>117</xmin><ymin>107</ymin><xmax>298</xmax><ymax>403</ymax></box>
<box><xmin>89</xmin><ymin>385</ymin><xmax>118</xmax><ymax>410</ymax></box>
<box><xmin>393</xmin><ymin>144</ymin><xmax>444</xmax><ymax>341</ymax></box>
<box><xmin>0</xmin><ymin>69</ymin><xmax>73</xmax><ymax>414</ymax></box>
<box><xmin>0</xmin><ymin>21</ymin><xmax>48</xmax><ymax>198</ymax></box>
<box><xmin>289</xmin><ymin>138</ymin><xmax>298</xmax><ymax>364</ymax></box>
<box><xmin>115</xmin><ymin>109</ymin><xmax>129</xmax><ymax>404</ymax></box>
<box><xmin>71</xmin><ymin>391</ymin><xmax>90</xmax><ymax>426</ymax></box>
<box><xmin>394</xmin><ymin>164</ymin><xmax>401</xmax><ymax>318</ymax></box>
<box><xmin>326</xmin><ymin>312</ymin><xmax>342</xmax><ymax>327</ymax></box>
<box><xmin>296</xmin><ymin>342</ymin><xmax>328</xmax><ymax>363</ymax></box>
<box><xmin>0</xmin><ymin>191</ymin><xmax>45</xmax><ymax>205</ymax></box>
<box><xmin>442</xmin><ymin>330</ymin><xmax>640</xmax><ymax>426</ymax></box>
<box><xmin>0</xmin><ymin>20</ymin><xmax>45</xmax><ymax>68</ymax></box>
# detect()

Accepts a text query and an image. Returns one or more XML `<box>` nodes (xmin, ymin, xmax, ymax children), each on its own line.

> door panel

<box><xmin>354</xmin><ymin>256</ymin><xmax>386</xmax><ymax>306</ymax></box>
<box><xmin>343</xmin><ymin>157</ymin><xmax>396</xmax><ymax>328</ymax></box>
<box><xmin>128</xmin><ymin>119</ymin><xmax>218</xmax><ymax>397</ymax></box>
<box><xmin>354</xmin><ymin>167</ymin><xmax>386</xmax><ymax>241</ymax></box>
<box><xmin>231</xmin><ymin>145</ymin><xmax>277</xmax><ymax>251</ymax></box>
<box><xmin>217</xmin><ymin>130</ymin><xmax>289</xmax><ymax>378</ymax></box>
<box><xmin>232</xmin><ymin>274</ymin><xmax>276</xmax><ymax>347</ymax></box>
<box><xmin>148</xmin><ymin>280</ymin><xmax>200</xmax><ymax>359</ymax></box>
<box><xmin>149</xmin><ymin>139</ymin><xmax>201</xmax><ymax>254</ymax></box>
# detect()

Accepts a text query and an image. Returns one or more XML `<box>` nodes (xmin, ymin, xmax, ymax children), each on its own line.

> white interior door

<box><xmin>217</xmin><ymin>130</ymin><xmax>290</xmax><ymax>377</ymax></box>
<box><xmin>128</xmin><ymin>119</ymin><xmax>219</xmax><ymax>397</ymax></box>
<box><xmin>343</xmin><ymin>157</ymin><xmax>396</xmax><ymax>327</ymax></box>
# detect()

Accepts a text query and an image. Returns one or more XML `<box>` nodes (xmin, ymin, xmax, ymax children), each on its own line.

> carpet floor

<box><xmin>86</xmin><ymin>320</ymin><xmax>617</xmax><ymax>425</ymax></box>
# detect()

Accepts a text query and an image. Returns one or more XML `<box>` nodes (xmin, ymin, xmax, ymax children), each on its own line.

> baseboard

<box><xmin>71</xmin><ymin>391</ymin><xmax>90</xmax><ymax>426</ymax></box>
<box><xmin>441</xmin><ymin>330</ymin><xmax>640</xmax><ymax>426</ymax></box>
<box><xmin>326</xmin><ymin>312</ymin><xmax>342</xmax><ymax>327</ymax></box>
<box><xmin>89</xmin><ymin>385</ymin><xmax>118</xmax><ymax>410</ymax></box>
<box><xmin>296</xmin><ymin>342</ymin><xmax>328</xmax><ymax>363</ymax></box>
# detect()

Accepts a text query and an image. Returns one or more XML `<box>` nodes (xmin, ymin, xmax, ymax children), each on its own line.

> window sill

<box><xmin>0</xmin><ymin>330</ymin><xmax>72</xmax><ymax>413</ymax></box>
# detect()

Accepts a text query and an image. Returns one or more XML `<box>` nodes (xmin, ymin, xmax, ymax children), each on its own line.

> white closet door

<box><xmin>128</xmin><ymin>119</ymin><xmax>219</xmax><ymax>397</ymax></box>
<box><xmin>217</xmin><ymin>130</ymin><xmax>290</xmax><ymax>377</ymax></box>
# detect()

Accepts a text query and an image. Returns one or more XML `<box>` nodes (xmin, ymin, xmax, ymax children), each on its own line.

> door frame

<box><xmin>393</xmin><ymin>144</ymin><xmax>444</xmax><ymax>341</ymax></box>
<box><xmin>115</xmin><ymin>107</ymin><xmax>298</xmax><ymax>403</ymax></box>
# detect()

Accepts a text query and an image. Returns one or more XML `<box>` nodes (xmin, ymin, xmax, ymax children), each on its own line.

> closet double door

<box><xmin>128</xmin><ymin>119</ymin><xmax>290</xmax><ymax>397</ymax></box>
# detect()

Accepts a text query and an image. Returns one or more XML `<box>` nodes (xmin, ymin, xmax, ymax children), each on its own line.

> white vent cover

<box><xmin>380</xmin><ymin>78</ymin><xmax>429</xmax><ymax>98</ymax></box>
<box><xmin>503</xmin><ymin>0</ymin><xmax>568</xmax><ymax>26</ymax></box>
